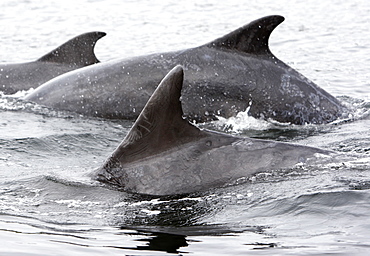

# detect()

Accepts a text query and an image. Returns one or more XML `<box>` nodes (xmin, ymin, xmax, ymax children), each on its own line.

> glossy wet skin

<box><xmin>25</xmin><ymin>16</ymin><xmax>347</xmax><ymax>125</ymax></box>
<box><xmin>95</xmin><ymin>66</ymin><xmax>333</xmax><ymax>196</ymax></box>
<box><xmin>98</xmin><ymin>131</ymin><xmax>330</xmax><ymax>195</ymax></box>
<box><xmin>0</xmin><ymin>31</ymin><xmax>105</xmax><ymax>94</ymax></box>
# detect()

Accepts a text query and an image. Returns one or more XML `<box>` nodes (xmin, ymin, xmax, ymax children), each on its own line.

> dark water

<box><xmin>1</xmin><ymin>0</ymin><xmax>370</xmax><ymax>255</ymax></box>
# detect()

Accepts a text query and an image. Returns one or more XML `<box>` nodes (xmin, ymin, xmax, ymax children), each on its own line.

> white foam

<box><xmin>10</xmin><ymin>88</ymin><xmax>35</xmax><ymax>98</ymax></box>
<box><xmin>211</xmin><ymin>108</ymin><xmax>274</xmax><ymax>133</ymax></box>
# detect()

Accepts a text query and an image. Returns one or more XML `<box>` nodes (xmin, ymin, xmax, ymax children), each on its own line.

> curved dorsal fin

<box><xmin>109</xmin><ymin>65</ymin><xmax>205</xmax><ymax>165</ymax></box>
<box><xmin>37</xmin><ymin>31</ymin><xmax>106</xmax><ymax>66</ymax></box>
<box><xmin>205</xmin><ymin>15</ymin><xmax>284</xmax><ymax>55</ymax></box>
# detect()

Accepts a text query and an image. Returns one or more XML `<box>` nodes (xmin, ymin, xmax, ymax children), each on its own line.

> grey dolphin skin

<box><xmin>0</xmin><ymin>31</ymin><xmax>106</xmax><ymax>94</ymax></box>
<box><xmin>25</xmin><ymin>15</ymin><xmax>347</xmax><ymax>124</ymax></box>
<box><xmin>95</xmin><ymin>66</ymin><xmax>333</xmax><ymax>196</ymax></box>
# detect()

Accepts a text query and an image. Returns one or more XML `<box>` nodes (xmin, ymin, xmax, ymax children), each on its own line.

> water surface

<box><xmin>1</xmin><ymin>0</ymin><xmax>370</xmax><ymax>255</ymax></box>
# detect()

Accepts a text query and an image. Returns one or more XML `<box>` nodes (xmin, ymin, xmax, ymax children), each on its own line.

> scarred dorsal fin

<box><xmin>37</xmin><ymin>31</ymin><xmax>106</xmax><ymax>66</ymax></box>
<box><xmin>108</xmin><ymin>65</ymin><xmax>205</xmax><ymax>165</ymax></box>
<box><xmin>205</xmin><ymin>15</ymin><xmax>284</xmax><ymax>55</ymax></box>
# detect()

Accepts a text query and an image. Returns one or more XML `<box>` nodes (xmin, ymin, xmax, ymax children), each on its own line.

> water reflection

<box><xmin>117</xmin><ymin>224</ymin><xmax>264</xmax><ymax>254</ymax></box>
<box><xmin>134</xmin><ymin>231</ymin><xmax>188</xmax><ymax>254</ymax></box>
<box><xmin>109</xmin><ymin>229</ymin><xmax>189</xmax><ymax>254</ymax></box>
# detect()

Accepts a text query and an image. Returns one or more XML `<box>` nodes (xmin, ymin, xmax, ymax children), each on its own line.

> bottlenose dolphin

<box><xmin>25</xmin><ymin>15</ymin><xmax>347</xmax><ymax>124</ymax></box>
<box><xmin>95</xmin><ymin>66</ymin><xmax>334</xmax><ymax>196</ymax></box>
<box><xmin>0</xmin><ymin>31</ymin><xmax>106</xmax><ymax>94</ymax></box>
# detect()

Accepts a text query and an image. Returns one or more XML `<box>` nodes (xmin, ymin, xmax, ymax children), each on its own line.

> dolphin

<box><xmin>94</xmin><ymin>66</ymin><xmax>334</xmax><ymax>196</ymax></box>
<box><xmin>0</xmin><ymin>31</ymin><xmax>106</xmax><ymax>94</ymax></box>
<box><xmin>24</xmin><ymin>15</ymin><xmax>347</xmax><ymax>125</ymax></box>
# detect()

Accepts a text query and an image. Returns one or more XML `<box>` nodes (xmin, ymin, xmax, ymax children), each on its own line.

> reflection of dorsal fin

<box><xmin>205</xmin><ymin>15</ymin><xmax>284</xmax><ymax>55</ymax></box>
<box><xmin>108</xmin><ymin>65</ymin><xmax>205</xmax><ymax>165</ymax></box>
<box><xmin>37</xmin><ymin>31</ymin><xmax>106</xmax><ymax>66</ymax></box>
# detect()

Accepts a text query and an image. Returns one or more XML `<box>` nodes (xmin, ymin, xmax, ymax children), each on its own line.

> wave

<box><xmin>200</xmin><ymin>96</ymin><xmax>370</xmax><ymax>140</ymax></box>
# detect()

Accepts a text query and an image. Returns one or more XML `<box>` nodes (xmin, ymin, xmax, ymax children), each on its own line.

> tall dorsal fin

<box><xmin>37</xmin><ymin>31</ymin><xmax>106</xmax><ymax>66</ymax></box>
<box><xmin>108</xmin><ymin>65</ymin><xmax>206</xmax><ymax>165</ymax></box>
<box><xmin>205</xmin><ymin>15</ymin><xmax>284</xmax><ymax>55</ymax></box>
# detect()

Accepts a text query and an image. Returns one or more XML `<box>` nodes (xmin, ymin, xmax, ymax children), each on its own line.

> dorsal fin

<box><xmin>108</xmin><ymin>65</ymin><xmax>205</xmax><ymax>165</ymax></box>
<box><xmin>205</xmin><ymin>15</ymin><xmax>284</xmax><ymax>55</ymax></box>
<box><xmin>37</xmin><ymin>31</ymin><xmax>106</xmax><ymax>66</ymax></box>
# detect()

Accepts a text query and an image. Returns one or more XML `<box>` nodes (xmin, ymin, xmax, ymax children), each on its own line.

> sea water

<box><xmin>0</xmin><ymin>0</ymin><xmax>369</xmax><ymax>255</ymax></box>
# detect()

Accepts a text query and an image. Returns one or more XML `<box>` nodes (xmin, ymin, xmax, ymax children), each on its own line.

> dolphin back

<box><xmin>205</xmin><ymin>15</ymin><xmax>284</xmax><ymax>55</ymax></box>
<box><xmin>37</xmin><ymin>31</ymin><xmax>106</xmax><ymax>67</ymax></box>
<box><xmin>95</xmin><ymin>66</ymin><xmax>334</xmax><ymax>195</ymax></box>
